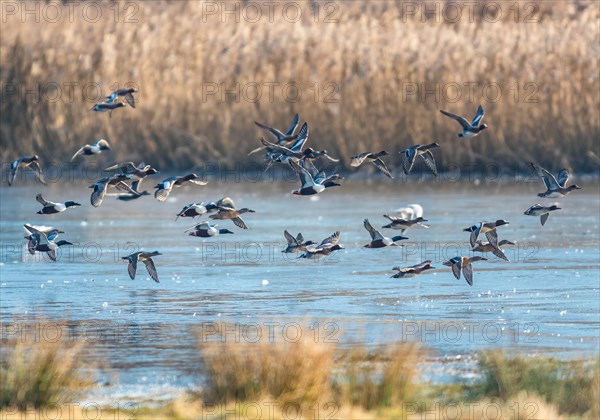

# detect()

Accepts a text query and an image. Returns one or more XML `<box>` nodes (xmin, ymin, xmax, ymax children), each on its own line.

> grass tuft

<box><xmin>471</xmin><ymin>350</ymin><xmax>599</xmax><ymax>417</ymax></box>
<box><xmin>196</xmin><ymin>325</ymin><xmax>335</xmax><ymax>408</ymax></box>
<box><xmin>335</xmin><ymin>342</ymin><xmax>422</xmax><ymax>411</ymax></box>
<box><xmin>0</xmin><ymin>340</ymin><xmax>92</xmax><ymax>410</ymax></box>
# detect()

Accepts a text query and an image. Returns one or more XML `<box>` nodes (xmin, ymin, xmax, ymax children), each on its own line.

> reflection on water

<box><xmin>1</xmin><ymin>180</ymin><xmax>599</xmax><ymax>400</ymax></box>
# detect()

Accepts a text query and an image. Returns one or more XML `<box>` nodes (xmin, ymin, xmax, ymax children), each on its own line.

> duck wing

<box><xmin>471</xmin><ymin>105</ymin><xmax>485</xmax><ymax>126</ymax></box>
<box><xmin>413</xmin><ymin>260</ymin><xmax>433</xmax><ymax>270</ymax></box>
<box><xmin>127</xmin><ymin>258</ymin><xmax>138</xmax><ymax>280</ymax></box>
<box><xmin>289</xmin><ymin>160</ymin><xmax>314</xmax><ymax>188</ymax></box>
<box><xmin>530</xmin><ymin>162</ymin><xmax>560</xmax><ymax>190</ymax></box>
<box><xmin>451</xmin><ymin>260</ymin><xmax>462</xmax><ymax>280</ymax></box>
<box><xmin>231</xmin><ymin>216</ymin><xmax>248</xmax><ymax>229</ymax></box>
<box><xmin>350</xmin><ymin>152</ymin><xmax>370</xmax><ymax>167</ymax></box>
<box><xmin>556</xmin><ymin>169</ymin><xmax>570</xmax><ymax>188</ymax></box>
<box><xmin>300</xmin><ymin>158</ymin><xmax>320</xmax><ymax>178</ymax></box>
<box><xmin>285</xmin><ymin>114</ymin><xmax>300</xmax><ymax>136</ymax></box>
<box><xmin>317</xmin><ymin>231</ymin><xmax>340</xmax><ymax>250</ymax></box>
<box><xmin>8</xmin><ymin>160</ymin><xmax>19</xmax><ymax>186</ymax></box>
<box><xmin>35</xmin><ymin>193</ymin><xmax>53</xmax><ymax>206</ymax></box>
<box><xmin>124</xmin><ymin>93</ymin><xmax>136</xmax><ymax>108</ymax></box>
<box><xmin>23</xmin><ymin>223</ymin><xmax>44</xmax><ymax>237</ymax></box>
<box><xmin>462</xmin><ymin>260</ymin><xmax>474</xmax><ymax>286</ymax></box>
<box><xmin>284</xmin><ymin>230</ymin><xmax>298</xmax><ymax>245</ymax></box>
<box><xmin>29</xmin><ymin>161</ymin><xmax>46</xmax><ymax>184</ymax></box>
<box><xmin>261</xmin><ymin>137</ymin><xmax>294</xmax><ymax>155</ymax></box>
<box><xmin>419</xmin><ymin>150</ymin><xmax>438</xmax><ymax>176</ymax></box>
<box><xmin>113</xmin><ymin>181</ymin><xmax>138</xmax><ymax>194</ymax></box>
<box><xmin>105</xmin><ymin>162</ymin><xmax>137</xmax><ymax>173</ymax></box>
<box><xmin>247</xmin><ymin>145</ymin><xmax>266</xmax><ymax>156</ymax></box>
<box><xmin>440</xmin><ymin>110</ymin><xmax>470</xmax><ymax>129</ymax></box>
<box><xmin>216</xmin><ymin>197</ymin><xmax>236</xmax><ymax>209</ymax></box>
<box><xmin>154</xmin><ymin>188</ymin><xmax>171</xmax><ymax>202</ymax></box>
<box><xmin>469</xmin><ymin>224</ymin><xmax>482</xmax><ymax>247</ymax></box>
<box><xmin>371</xmin><ymin>158</ymin><xmax>393</xmax><ymax>178</ymax></box>
<box><xmin>46</xmin><ymin>249</ymin><xmax>57</xmax><ymax>262</ymax></box>
<box><xmin>320</xmin><ymin>152</ymin><xmax>340</xmax><ymax>162</ymax></box>
<box><xmin>484</xmin><ymin>229</ymin><xmax>499</xmax><ymax>248</ymax></box>
<box><xmin>289</xmin><ymin>123</ymin><xmax>308</xmax><ymax>151</ymax></box>
<box><xmin>143</xmin><ymin>258</ymin><xmax>159</xmax><ymax>282</ymax></box>
<box><xmin>71</xmin><ymin>146</ymin><xmax>87</xmax><ymax>161</ymax></box>
<box><xmin>491</xmin><ymin>246</ymin><xmax>509</xmax><ymax>262</ymax></box>
<box><xmin>402</xmin><ymin>147</ymin><xmax>418</xmax><ymax>175</ymax></box>
<box><xmin>90</xmin><ymin>184</ymin><xmax>107</xmax><ymax>207</ymax></box>
<box><xmin>363</xmin><ymin>219</ymin><xmax>383</xmax><ymax>241</ymax></box>
<box><xmin>540</xmin><ymin>213</ymin><xmax>550</xmax><ymax>226</ymax></box>
<box><xmin>255</xmin><ymin>121</ymin><xmax>287</xmax><ymax>141</ymax></box>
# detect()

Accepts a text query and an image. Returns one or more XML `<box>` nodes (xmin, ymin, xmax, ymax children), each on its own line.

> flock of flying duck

<box><xmin>7</xmin><ymin>92</ymin><xmax>583</xmax><ymax>285</ymax></box>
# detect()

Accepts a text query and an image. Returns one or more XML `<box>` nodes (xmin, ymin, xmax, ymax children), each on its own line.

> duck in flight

<box><xmin>363</xmin><ymin>219</ymin><xmax>408</xmax><ymax>248</ymax></box>
<box><xmin>391</xmin><ymin>260</ymin><xmax>435</xmax><ymax>278</ymax></box>
<box><xmin>524</xmin><ymin>204</ymin><xmax>561</xmax><ymax>226</ymax></box>
<box><xmin>443</xmin><ymin>256</ymin><xmax>487</xmax><ymax>286</ymax></box>
<box><xmin>299</xmin><ymin>231</ymin><xmax>344</xmax><ymax>259</ymax></box>
<box><xmin>282</xmin><ymin>230</ymin><xmax>315</xmax><ymax>253</ymax></box>
<box><xmin>249</xmin><ymin>114</ymin><xmax>301</xmax><ymax>156</ymax></box>
<box><xmin>122</xmin><ymin>251</ymin><xmax>161</xmax><ymax>282</ymax></box>
<box><xmin>440</xmin><ymin>105</ymin><xmax>488</xmax><ymax>137</ymax></box>
<box><xmin>24</xmin><ymin>224</ymin><xmax>72</xmax><ymax>261</ymax></box>
<box><xmin>529</xmin><ymin>162</ymin><xmax>581</xmax><ymax>198</ymax></box>
<box><xmin>289</xmin><ymin>159</ymin><xmax>343</xmax><ymax>196</ymax></box>
<box><xmin>23</xmin><ymin>224</ymin><xmax>64</xmax><ymax>255</ymax></box>
<box><xmin>350</xmin><ymin>151</ymin><xmax>393</xmax><ymax>178</ymax></box>
<box><xmin>176</xmin><ymin>202</ymin><xmax>219</xmax><ymax>221</ymax></box>
<box><xmin>472</xmin><ymin>240</ymin><xmax>515</xmax><ymax>261</ymax></box>
<box><xmin>114</xmin><ymin>180</ymin><xmax>150</xmax><ymax>201</ymax></box>
<box><xmin>186</xmin><ymin>222</ymin><xmax>234</xmax><ymax>237</ymax></box>
<box><xmin>255</xmin><ymin>114</ymin><xmax>300</xmax><ymax>142</ymax></box>
<box><xmin>8</xmin><ymin>155</ymin><xmax>46</xmax><ymax>186</ymax></box>
<box><xmin>382</xmin><ymin>214</ymin><xmax>429</xmax><ymax>234</ymax></box>
<box><xmin>71</xmin><ymin>139</ymin><xmax>111</xmax><ymax>161</ymax></box>
<box><xmin>400</xmin><ymin>143</ymin><xmax>440</xmax><ymax>176</ymax></box>
<box><xmin>105</xmin><ymin>161</ymin><xmax>159</xmax><ymax>180</ymax></box>
<box><xmin>91</xmin><ymin>101</ymin><xmax>125</xmax><ymax>117</ymax></box>
<box><xmin>105</xmin><ymin>88</ymin><xmax>137</xmax><ymax>108</ymax></box>
<box><xmin>209</xmin><ymin>199</ymin><xmax>255</xmax><ymax>229</ymax></box>
<box><xmin>36</xmin><ymin>194</ymin><xmax>81</xmax><ymax>214</ymax></box>
<box><xmin>154</xmin><ymin>174</ymin><xmax>207</xmax><ymax>201</ymax></box>
<box><xmin>89</xmin><ymin>176</ymin><xmax>140</xmax><ymax>207</ymax></box>
<box><xmin>464</xmin><ymin>220</ymin><xmax>509</xmax><ymax>248</ymax></box>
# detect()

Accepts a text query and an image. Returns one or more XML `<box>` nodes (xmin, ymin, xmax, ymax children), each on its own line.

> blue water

<box><xmin>1</xmin><ymin>179</ymin><xmax>599</xmax><ymax>402</ymax></box>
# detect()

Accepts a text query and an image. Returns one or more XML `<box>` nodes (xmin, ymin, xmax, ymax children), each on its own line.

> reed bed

<box><xmin>0</xmin><ymin>1</ymin><xmax>598</xmax><ymax>174</ymax></box>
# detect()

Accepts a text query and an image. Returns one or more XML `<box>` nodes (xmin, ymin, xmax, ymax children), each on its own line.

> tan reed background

<box><xmin>1</xmin><ymin>1</ymin><xmax>598</xmax><ymax>174</ymax></box>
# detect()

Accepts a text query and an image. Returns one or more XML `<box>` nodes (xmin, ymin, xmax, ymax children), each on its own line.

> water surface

<box><xmin>1</xmin><ymin>180</ymin><xmax>599</xmax><ymax>402</ymax></box>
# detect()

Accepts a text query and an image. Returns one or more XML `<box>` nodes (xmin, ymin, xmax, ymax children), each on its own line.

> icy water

<box><xmin>1</xmin><ymin>179</ymin><xmax>599</xmax><ymax>403</ymax></box>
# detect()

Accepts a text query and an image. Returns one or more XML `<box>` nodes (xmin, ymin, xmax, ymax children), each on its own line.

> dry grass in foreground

<box><xmin>1</xmin><ymin>1</ymin><xmax>598</xmax><ymax>173</ymax></box>
<box><xmin>471</xmin><ymin>350</ymin><xmax>600</xmax><ymax>419</ymax></box>
<box><xmin>0</xmin><ymin>339</ymin><xmax>92</xmax><ymax>410</ymax></box>
<box><xmin>195</xmin><ymin>327</ymin><xmax>335</xmax><ymax>407</ymax></box>
<box><xmin>1</xmin><ymin>320</ymin><xmax>598</xmax><ymax>419</ymax></box>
